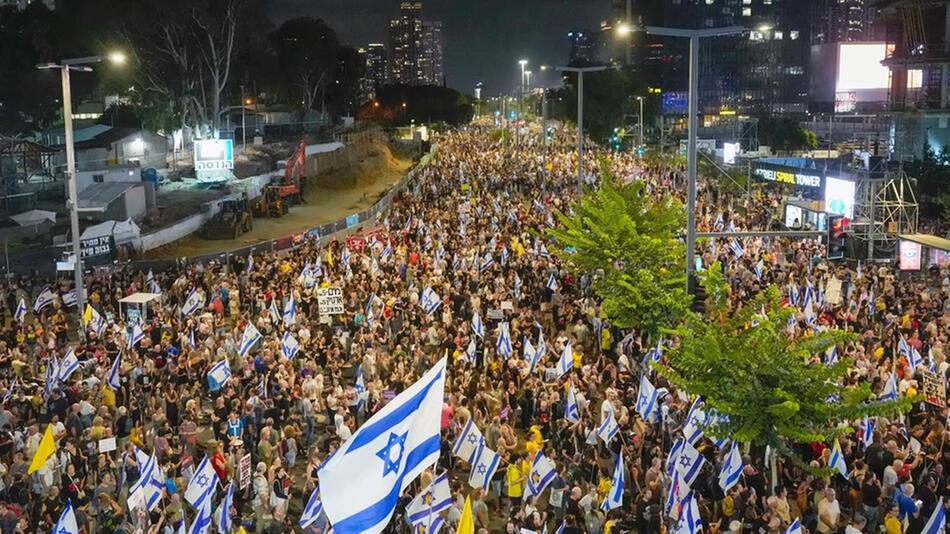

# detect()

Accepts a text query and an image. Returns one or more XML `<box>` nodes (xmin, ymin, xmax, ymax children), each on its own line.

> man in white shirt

<box><xmin>844</xmin><ymin>514</ymin><xmax>867</xmax><ymax>534</ymax></box>
<box><xmin>817</xmin><ymin>488</ymin><xmax>841</xmax><ymax>534</ymax></box>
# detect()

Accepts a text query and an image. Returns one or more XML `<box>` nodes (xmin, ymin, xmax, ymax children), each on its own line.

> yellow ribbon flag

<box><xmin>82</xmin><ymin>304</ymin><xmax>93</xmax><ymax>325</ymax></box>
<box><xmin>28</xmin><ymin>424</ymin><xmax>56</xmax><ymax>474</ymax></box>
<box><xmin>457</xmin><ymin>495</ymin><xmax>475</xmax><ymax>534</ymax></box>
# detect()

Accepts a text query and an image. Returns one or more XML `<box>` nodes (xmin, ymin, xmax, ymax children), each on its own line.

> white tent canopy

<box><xmin>80</xmin><ymin>218</ymin><xmax>141</xmax><ymax>245</ymax></box>
<box><xmin>10</xmin><ymin>209</ymin><xmax>56</xmax><ymax>227</ymax></box>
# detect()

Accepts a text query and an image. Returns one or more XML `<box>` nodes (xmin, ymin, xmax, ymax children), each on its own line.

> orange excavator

<box><xmin>255</xmin><ymin>139</ymin><xmax>306</xmax><ymax>217</ymax></box>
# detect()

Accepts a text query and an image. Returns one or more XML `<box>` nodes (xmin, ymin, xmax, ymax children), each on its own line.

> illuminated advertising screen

<box><xmin>723</xmin><ymin>142</ymin><xmax>739</xmax><ymax>165</ymax></box>
<box><xmin>194</xmin><ymin>139</ymin><xmax>234</xmax><ymax>171</ymax></box>
<box><xmin>834</xmin><ymin>43</ymin><xmax>922</xmax><ymax>110</ymax></box>
<box><xmin>899</xmin><ymin>240</ymin><xmax>922</xmax><ymax>271</ymax></box>
<box><xmin>784</xmin><ymin>204</ymin><xmax>803</xmax><ymax>228</ymax></box>
<box><xmin>823</xmin><ymin>176</ymin><xmax>855</xmax><ymax>219</ymax></box>
<box><xmin>662</xmin><ymin>92</ymin><xmax>688</xmax><ymax>115</ymax></box>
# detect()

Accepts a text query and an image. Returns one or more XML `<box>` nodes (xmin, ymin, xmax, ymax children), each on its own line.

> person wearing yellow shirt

<box><xmin>883</xmin><ymin>503</ymin><xmax>902</xmax><ymax>534</ymax></box>
<box><xmin>100</xmin><ymin>385</ymin><xmax>115</xmax><ymax>408</ymax></box>
<box><xmin>506</xmin><ymin>453</ymin><xmax>526</xmax><ymax>508</ymax></box>
<box><xmin>524</xmin><ymin>426</ymin><xmax>544</xmax><ymax>457</ymax></box>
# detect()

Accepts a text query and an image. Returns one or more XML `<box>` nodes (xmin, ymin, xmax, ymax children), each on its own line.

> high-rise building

<box><xmin>388</xmin><ymin>1</ymin><xmax>443</xmax><ymax>86</ymax></box>
<box><xmin>0</xmin><ymin>0</ymin><xmax>55</xmax><ymax>9</ymax></box>
<box><xmin>812</xmin><ymin>0</ymin><xmax>882</xmax><ymax>45</ymax></box>
<box><xmin>629</xmin><ymin>0</ymin><xmax>813</xmax><ymax>115</ymax></box>
<box><xmin>420</xmin><ymin>20</ymin><xmax>444</xmax><ymax>85</ymax></box>
<box><xmin>364</xmin><ymin>43</ymin><xmax>389</xmax><ymax>88</ymax></box>
<box><xmin>567</xmin><ymin>30</ymin><xmax>597</xmax><ymax>64</ymax></box>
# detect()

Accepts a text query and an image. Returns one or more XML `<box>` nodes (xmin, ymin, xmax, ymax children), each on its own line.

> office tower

<box><xmin>389</xmin><ymin>1</ymin><xmax>443</xmax><ymax>86</ymax></box>
<box><xmin>567</xmin><ymin>30</ymin><xmax>597</xmax><ymax>64</ymax></box>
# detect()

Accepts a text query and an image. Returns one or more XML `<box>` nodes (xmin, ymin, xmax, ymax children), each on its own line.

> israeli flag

<box><xmin>462</xmin><ymin>338</ymin><xmax>477</xmax><ymax>365</ymax></box>
<box><xmin>862</xmin><ymin>416</ymin><xmax>874</xmax><ymax>449</ymax></box>
<box><xmin>922</xmin><ymin>498</ymin><xmax>946</xmax><ymax>534</ymax></box>
<box><xmin>58</xmin><ymin>348</ymin><xmax>80</xmax><ymax>382</ymax></box>
<box><xmin>556</xmin><ymin>342</ymin><xmax>573</xmax><ymax>378</ymax></box>
<box><xmin>674</xmin><ymin>492</ymin><xmax>702</xmax><ymax>534</ymax></box>
<box><xmin>829</xmin><ymin>439</ymin><xmax>848</xmax><ymax>478</ymax></box>
<box><xmin>665</xmin><ymin>472</ymin><xmax>688</xmax><ymax>519</ymax></box>
<box><xmin>496</xmin><ymin>322</ymin><xmax>512</xmax><ymax>359</ymax></box>
<box><xmin>468</xmin><ymin>439</ymin><xmax>501</xmax><ymax>491</ymax></box>
<box><xmin>381</xmin><ymin>243</ymin><xmax>393</xmax><ymax>261</ymax></box>
<box><xmin>784</xmin><ymin>518</ymin><xmax>803</xmax><ymax>534</ymax></box>
<box><xmin>565</xmin><ymin>386</ymin><xmax>580</xmax><ymax>423</ymax></box>
<box><xmin>788</xmin><ymin>285</ymin><xmax>800</xmax><ymax>306</ymax></box>
<box><xmin>600</xmin><ymin>450</ymin><xmax>624</xmax><ymax>512</ymax></box>
<box><xmin>682</xmin><ymin>397</ymin><xmax>706</xmax><ymax>444</ymax></box>
<box><xmin>282</xmin><ymin>297</ymin><xmax>297</xmax><ymax>326</ymax></box>
<box><xmin>128</xmin><ymin>324</ymin><xmax>144</xmax><ymax>350</ymax></box>
<box><xmin>53</xmin><ymin>500</ymin><xmax>79</xmax><ymax>534</ymax></box>
<box><xmin>44</xmin><ymin>356</ymin><xmax>59</xmax><ymax>398</ymax></box>
<box><xmin>129</xmin><ymin>453</ymin><xmax>165</xmax><ymax>512</ymax></box>
<box><xmin>318</xmin><ymin>358</ymin><xmax>447</xmax><ymax>534</ymax></box>
<box><xmin>33</xmin><ymin>286</ymin><xmax>55</xmax><ymax>312</ymax></box>
<box><xmin>13</xmin><ymin>299</ymin><xmax>26</xmax><ymax>323</ymax></box>
<box><xmin>554</xmin><ymin>521</ymin><xmax>566</xmax><ymax>534</ymax></box>
<box><xmin>207</xmin><ymin>360</ymin><xmax>232</xmax><ymax>391</ymax></box>
<box><xmin>182</xmin><ymin>288</ymin><xmax>203</xmax><ymax>316</ymax></box>
<box><xmin>341</xmin><ymin>247</ymin><xmax>352</xmax><ymax>266</ymax></box>
<box><xmin>909</xmin><ymin>346</ymin><xmax>923</xmax><ymax>369</ymax></box>
<box><xmin>545</xmin><ymin>273</ymin><xmax>559</xmax><ymax>292</ymax></box>
<box><xmin>714</xmin><ymin>213</ymin><xmax>724</xmax><ymax>231</ymax></box>
<box><xmin>635</xmin><ymin>375</ymin><xmax>661</xmax><ymax>423</ymax></box>
<box><xmin>420</xmin><ymin>286</ymin><xmax>442</xmax><ymax>315</ymax></box>
<box><xmin>525</xmin><ymin>451</ymin><xmax>558</xmax><ymax>498</ymax></box>
<box><xmin>530</xmin><ymin>332</ymin><xmax>548</xmax><ymax>374</ymax></box>
<box><xmin>471</xmin><ymin>311</ymin><xmax>485</xmax><ymax>338</ymax></box>
<box><xmin>880</xmin><ymin>372</ymin><xmax>898</xmax><ymax>401</ymax></box>
<box><xmin>480</xmin><ymin>251</ymin><xmax>494</xmax><ymax>272</ymax></box>
<box><xmin>523</xmin><ymin>336</ymin><xmax>537</xmax><ymax>367</ymax></box>
<box><xmin>899</xmin><ymin>335</ymin><xmax>910</xmax><ymax>359</ymax></box>
<box><xmin>452</xmin><ymin>417</ymin><xmax>484</xmax><ymax>464</ymax></box>
<box><xmin>107</xmin><ymin>353</ymin><xmax>121</xmax><ymax>390</ymax></box>
<box><xmin>187</xmin><ymin>497</ymin><xmax>212</xmax><ymax>534</ymax></box>
<box><xmin>513</xmin><ymin>272</ymin><xmax>522</xmax><ymax>300</ymax></box>
<box><xmin>188</xmin><ymin>329</ymin><xmax>196</xmax><ymax>349</ymax></box>
<box><xmin>667</xmin><ymin>439</ymin><xmax>685</xmax><ymax>478</ymax></box>
<box><xmin>754</xmin><ymin>259</ymin><xmax>764</xmax><ymax>280</ymax></box>
<box><xmin>729</xmin><ymin>239</ymin><xmax>744</xmax><ymax>258</ymax></box>
<box><xmin>500</xmin><ymin>247</ymin><xmax>509</xmax><ymax>266</ymax></box>
<box><xmin>355</xmin><ymin>366</ymin><xmax>368</xmax><ymax>412</ymax></box>
<box><xmin>718</xmin><ymin>443</ymin><xmax>743</xmax><ymax>492</ymax></box>
<box><xmin>216</xmin><ymin>482</ymin><xmax>234</xmax><ymax>534</ymax></box>
<box><xmin>538</xmin><ymin>243</ymin><xmax>551</xmax><ymax>259</ymax></box>
<box><xmin>597</xmin><ymin>413</ymin><xmax>620</xmax><ymax>444</ymax></box>
<box><xmin>299</xmin><ymin>487</ymin><xmax>325</xmax><ymax>530</ymax></box>
<box><xmin>246</xmin><ymin>254</ymin><xmax>254</xmax><ymax>274</ymax></box>
<box><xmin>184</xmin><ymin>455</ymin><xmax>219</xmax><ymax>509</ymax></box>
<box><xmin>673</xmin><ymin>441</ymin><xmax>706</xmax><ymax>488</ymax></box>
<box><xmin>238</xmin><ymin>322</ymin><xmax>262</xmax><ymax>357</ymax></box>
<box><xmin>62</xmin><ymin>289</ymin><xmax>77</xmax><ymax>308</ymax></box>
<box><xmin>825</xmin><ymin>346</ymin><xmax>839</xmax><ymax>365</ymax></box>
<box><xmin>406</xmin><ymin>472</ymin><xmax>452</xmax><ymax>528</ymax></box>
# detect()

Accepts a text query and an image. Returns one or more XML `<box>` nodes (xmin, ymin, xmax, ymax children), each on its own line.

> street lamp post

<box><xmin>37</xmin><ymin>52</ymin><xmax>125</xmax><ymax>326</ymax></box>
<box><xmin>645</xmin><ymin>26</ymin><xmax>744</xmax><ymax>288</ymax></box>
<box><xmin>636</xmin><ymin>96</ymin><xmax>644</xmax><ymax>147</ymax></box>
<box><xmin>241</xmin><ymin>85</ymin><xmax>247</xmax><ymax>153</ymax></box>
<box><xmin>559</xmin><ymin>65</ymin><xmax>608</xmax><ymax>194</ymax></box>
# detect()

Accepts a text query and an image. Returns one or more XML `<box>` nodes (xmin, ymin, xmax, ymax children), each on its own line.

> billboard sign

<box><xmin>823</xmin><ymin>176</ymin><xmax>856</xmax><ymax>219</ymax></box>
<box><xmin>752</xmin><ymin>163</ymin><xmax>823</xmax><ymax>189</ymax></box>
<box><xmin>194</xmin><ymin>139</ymin><xmax>234</xmax><ymax>171</ymax></box>
<box><xmin>662</xmin><ymin>91</ymin><xmax>688</xmax><ymax>115</ymax></box>
<box><xmin>899</xmin><ymin>240</ymin><xmax>922</xmax><ymax>271</ymax></box>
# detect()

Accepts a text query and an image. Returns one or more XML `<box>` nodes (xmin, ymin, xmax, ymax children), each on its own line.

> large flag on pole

<box><xmin>28</xmin><ymin>424</ymin><xmax>56</xmax><ymax>474</ymax></box>
<box><xmin>405</xmin><ymin>472</ymin><xmax>452</xmax><ymax>530</ymax></box>
<box><xmin>319</xmin><ymin>358</ymin><xmax>447</xmax><ymax>534</ymax></box>
<box><xmin>600</xmin><ymin>450</ymin><xmax>624</xmax><ymax>512</ymax></box>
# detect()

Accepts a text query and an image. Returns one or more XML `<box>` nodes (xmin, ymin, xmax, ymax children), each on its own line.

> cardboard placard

<box><xmin>239</xmin><ymin>453</ymin><xmax>252</xmax><ymax>490</ymax></box>
<box><xmin>487</xmin><ymin>309</ymin><xmax>504</xmax><ymax>320</ymax></box>
<box><xmin>922</xmin><ymin>370</ymin><xmax>946</xmax><ymax>407</ymax></box>
<box><xmin>317</xmin><ymin>287</ymin><xmax>344</xmax><ymax>315</ymax></box>
<box><xmin>98</xmin><ymin>437</ymin><xmax>117</xmax><ymax>453</ymax></box>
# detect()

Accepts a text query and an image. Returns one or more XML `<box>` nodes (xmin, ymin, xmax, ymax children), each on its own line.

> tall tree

<box><xmin>654</xmin><ymin>264</ymin><xmax>910</xmax><ymax>463</ymax></box>
<box><xmin>545</xmin><ymin>161</ymin><xmax>689</xmax><ymax>338</ymax></box>
<box><xmin>268</xmin><ymin>17</ymin><xmax>339</xmax><ymax>116</ymax></box>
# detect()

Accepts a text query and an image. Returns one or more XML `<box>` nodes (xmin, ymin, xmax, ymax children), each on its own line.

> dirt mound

<box><xmin>312</xmin><ymin>136</ymin><xmax>404</xmax><ymax>190</ymax></box>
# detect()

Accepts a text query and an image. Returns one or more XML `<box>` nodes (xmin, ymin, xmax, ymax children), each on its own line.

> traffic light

<box><xmin>689</xmin><ymin>274</ymin><xmax>707</xmax><ymax>314</ymax></box>
<box><xmin>827</xmin><ymin>215</ymin><xmax>848</xmax><ymax>260</ymax></box>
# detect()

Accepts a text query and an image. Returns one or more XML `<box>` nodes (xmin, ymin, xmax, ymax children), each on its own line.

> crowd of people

<box><xmin>0</xmin><ymin>124</ymin><xmax>946</xmax><ymax>534</ymax></box>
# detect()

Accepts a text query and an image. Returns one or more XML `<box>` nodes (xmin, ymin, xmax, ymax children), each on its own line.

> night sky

<box><xmin>269</xmin><ymin>0</ymin><xmax>607</xmax><ymax>96</ymax></box>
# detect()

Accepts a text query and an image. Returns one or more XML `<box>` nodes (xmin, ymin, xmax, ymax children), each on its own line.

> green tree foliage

<box><xmin>549</xmin><ymin>68</ymin><xmax>648</xmax><ymax>143</ymax></box>
<box><xmin>654</xmin><ymin>263</ymin><xmax>910</xmax><ymax>462</ymax></box>
<box><xmin>357</xmin><ymin>85</ymin><xmax>474</xmax><ymax>126</ymax></box>
<box><xmin>758</xmin><ymin>117</ymin><xmax>819</xmax><ymax>151</ymax></box>
<box><xmin>545</xmin><ymin>161</ymin><xmax>689</xmax><ymax>338</ymax></box>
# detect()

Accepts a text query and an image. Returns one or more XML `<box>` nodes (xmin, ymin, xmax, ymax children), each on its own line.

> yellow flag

<box><xmin>28</xmin><ymin>424</ymin><xmax>56</xmax><ymax>474</ymax></box>
<box><xmin>457</xmin><ymin>495</ymin><xmax>475</xmax><ymax>534</ymax></box>
<box><xmin>82</xmin><ymin>304</ymin><xmax>93</xmax><ymax>325</ymax></box>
